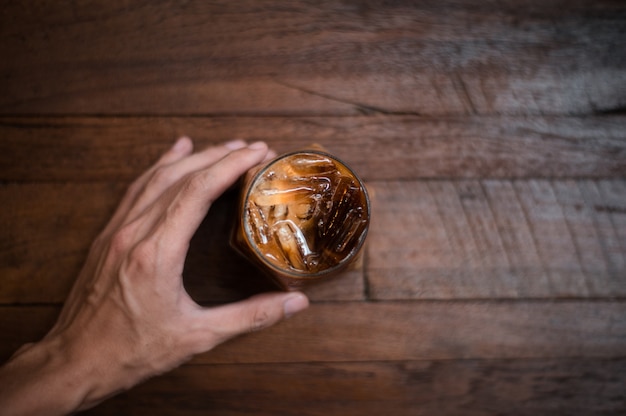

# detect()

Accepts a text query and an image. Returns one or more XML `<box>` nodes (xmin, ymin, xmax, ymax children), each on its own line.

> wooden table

<box><xmin>1</xmin><ymin>1</ymin><xmax>625</xmax><ymax>414</ymax></box>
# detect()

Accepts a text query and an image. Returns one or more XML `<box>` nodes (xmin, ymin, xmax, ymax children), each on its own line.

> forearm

<box><xmin>0</xmin><ymin>336</ymin><xmax>110</xmax><ymax>415</ymax></box>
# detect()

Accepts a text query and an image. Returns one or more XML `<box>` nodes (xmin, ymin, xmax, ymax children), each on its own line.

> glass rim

<box><xmin>242</xmin><ymin>149</ymin><xmax>370</xmax><ymax>279</ymax></box>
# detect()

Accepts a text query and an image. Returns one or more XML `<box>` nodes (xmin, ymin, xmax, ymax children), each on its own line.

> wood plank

<box><xmin>1</xmin><ymin>116</ymin><xmax>625</xmax><ymax>182</ymax></box>
<box><xmin>552</xmin><ymin>181</ymin><xmax>623</xmax><ymax>295</ymax></box>
<box><xmin>0</xmin><ymin>183</ymin><xmax>121</xmax><ymax>304</ymax></box>
<box><xmin>203</xmin><ymin>301</ymin><xmax>626</xmax><ymax>364</ymax></box>
<box><xmin>0</xmin><ymin>1</ymin><xmax>624</xmax><ymax>115</ymax></box>
<box><xmin>84</xmin><ymin>358</ymin><xmax>626</xmax><ymax>415</ymax></box>
<box><xmin>580</xmin><ymin>181</ymin><xmax>626</xmax><ymax>277</ymax></box>
<box><xmin>368</xmin><ymin>179</ymin><xmax>626</xmax><ymax>300</ymax></box>
<box><xmin>2</xmin><ymin>301</ymin><xmax>625</xmax><ymax>364</ymax></box>
<box><xmin>2</xmin><ymin>179</ymin><xmax>624</xmax><ymax>304</ymax></box>
<box><xmin>512</xmin><ymin>180</ymin><xmax>591</xmax><ymax>296</ymax></box>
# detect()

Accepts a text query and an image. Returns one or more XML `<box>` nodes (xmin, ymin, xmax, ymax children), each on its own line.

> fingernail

<box><xmin>224</xmin><ymin>139</ymin><xmax>247</xmax><ymax>150</ymax></box>
<box><xmin>173</xmin><ymin>136</ymin><xmax>191</xmax><ymax>152</ymax></box>
<box><xmin>248</xmin><ymin>141</ymin><xmax>268</xmax><ymax>150</ymax></box>
<box><xmin>283</xmin><ymin>294</ymin><xmax>309</xmax><ymax>319</ymax></box>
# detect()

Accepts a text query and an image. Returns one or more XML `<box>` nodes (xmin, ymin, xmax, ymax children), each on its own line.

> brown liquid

<box><xmin>244</xmin><ymin>152</ymin><xmax>368</xmax><ymax>274</ymax></box>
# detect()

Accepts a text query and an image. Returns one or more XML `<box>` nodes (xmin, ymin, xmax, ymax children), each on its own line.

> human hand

<box><xmin>0</xmin><ymin>138</ymin><xmax>309</xmax><ymax>415</ymax></box>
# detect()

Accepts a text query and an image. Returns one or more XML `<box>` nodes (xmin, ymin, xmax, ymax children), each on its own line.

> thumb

<box><xmin>198</xmin><ymin>292</ymin><xmax>309</xmax><ymax>348</ymax></box>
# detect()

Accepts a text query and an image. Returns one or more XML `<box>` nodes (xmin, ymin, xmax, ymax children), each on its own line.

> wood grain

<box><xmin>1</xmin><ymin>1</ymin><xmax>624</xmax><ymax>413</ymax></box>
<box><xmin>2</xmin><ymin>179</ymin><xmax>624</xmax><ymax>304</ymax></box>
<box><xmin>1</xmin><ymin>1</ymin><xmax>624</xmax><ymax>115</ymax></box>
<box><xmin>1</xmin><ymin>116</ymin><xmax>625</xmax><ymax>182</ymax></box>
<box><xmin>2</xmin><ymin>301</ymin><xmax>625</xmax><ymax>364</ymax></box>
<box><xmin>368</xmin><ymin>179</ymin><xmax>626</xmax><ymax>300</ymax></box>
<box><xmin>84</xmin><ymin>359</ymin><xmax>626</xmax><ymax>415</ymax></box>
<box><xmin>0</xmin><ymin>183</ymin><xmax>122</xmax><ymax>304</ymax></box>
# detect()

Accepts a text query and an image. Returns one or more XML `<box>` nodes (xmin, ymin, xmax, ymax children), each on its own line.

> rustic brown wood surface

<box><xmin>1</xmin><ymin>116</ymin><xmax>625</xmax><ymax>181</ymax></box>
<box><xmin>2</xmin><ymin>179</ymin><xmax>625</xmax><ymax>304</ymax></box>
<box><xmin>1</xmin><ymin>0</ymin><xmax>625</xmax><ymax>414</ymax></box>
<box><xmin>1</xmin><ymin>0</ymin><xmax>625</xmax><ymax>116</ymax></box>
<box><xmin>86</xmin><ymin>358</ymin><xmax>626</xmax><ymax>416</ymax></box>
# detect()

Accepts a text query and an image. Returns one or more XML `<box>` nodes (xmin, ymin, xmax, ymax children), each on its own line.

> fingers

<box><xmin>102</xmin><ymin>138</ymin><xmax>261</xmax><ymax>240</ymax></box>
<box><xmin>122</xmin><ymin>139</ymin><xmax>249</xmax><ymax>223</ymax></box>
<box><xmin>194</xmin><ymin>292</ymin><xmax>309</xmax><ymax>349</ymax></box>
<box><xmin>154</xmin><ymin>142</ymin><xmax>270</xmax><ymax>257</ymax></box>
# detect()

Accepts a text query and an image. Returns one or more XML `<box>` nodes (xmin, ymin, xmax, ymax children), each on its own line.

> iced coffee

<box><xmin>232</xmin><ymin>150</ymin><xmax>369</xmax><ymax>290</ymax></box>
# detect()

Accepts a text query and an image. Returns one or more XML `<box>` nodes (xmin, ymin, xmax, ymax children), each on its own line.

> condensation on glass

<box><xmin>231</xmin><ymin>148</ymin><xmax>370</xmax><ymax>291</ymax></box>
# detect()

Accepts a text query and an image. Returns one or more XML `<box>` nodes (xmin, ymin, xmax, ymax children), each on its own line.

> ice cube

<box><xmin>285</xmin><ymin>154</ymin><xmax>338</xmax><ymax>177</ymax></box>
<box><xmin>247</xmin><ymin>204</ymin><xmax>269</xmax><ymax>245</ymax></box>
<box><xmin>273</xmin><ymin>220</ymin><xmax>317</xmax><ymax>271</ymax></box>
<box><xmin>293</xmin><ymin>201</ymin><xmax>314</xmax><ymax>219</ymax></box>
<box><xmin>325</xmin><ymin>207</ymin><xmax>367</xmax><ymax>253</ymax></box>
<box><xmin>253</xmin><ymin>178</ymin><xmax>331</xmax><ymax>207</ymax></box>
<box><xmin>271</xmin><ymin>203</ymin><xmax>288</xmax><ymax>221</ymax></box>
<box><xmin>253</xmin><ymin>183</ymin><xmax>308</xmax><ymax>207</ymax></box>
<box><xmin>318</xmin><ymin>176</ymin><xmax>359</xmax><ymax>238</ymax></box>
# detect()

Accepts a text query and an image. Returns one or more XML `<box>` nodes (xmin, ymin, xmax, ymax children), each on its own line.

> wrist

<box><xmin>0</xmin><ymin>329</ymin><xmax>137</xmax><ymax>415</ymax></box>
<box><xmin>45</xmin><ymin>328</ymin><xmax>136</xmax><ymax>412</ymax></box>
<box><xmin>0</xmin><ymin>335</ymin><xmax>92</xmax><ymax>415</ymax></box>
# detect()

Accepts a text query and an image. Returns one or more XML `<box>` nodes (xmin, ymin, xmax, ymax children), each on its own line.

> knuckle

<box><xmin>183</xmin><ymin>173</ymin><xmax>201</xmax><ymax>195</ymax></box>
<box><xmin>185</xmin><ymin>171</ymin><xmax>210</xmax><ymax>194</ymax></box>
<box><xmin>110</xmin><ymin>224</ymin><xmax>136</xmax><ymax>254</ymax></box>
<box><xmin>163</xmin><ymin>197</ymin><xmax>184</xmax><ymax>224</ymax></box>
<box><xmin>123</xmin><ymin>241</ymin><xmax>155</xmax><ymax>276</ymax></box>
<box><xmin>181</xmin><ymin>171</ymin><xmax>219</xmax><ymax>206</ymax></box>
<box><xmin>150</xmin><ymin>166</ymin><xmax>175</xmax><ymax>187</ymax></box>
<box><xmin>249</xmin><ymin>308</ymin><xmax>273</xmax><ymax>333</ymax></box>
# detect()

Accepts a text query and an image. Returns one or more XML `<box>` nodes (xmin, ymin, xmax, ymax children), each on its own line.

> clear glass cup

<box><xmin>231</xmin><ymin>148</ymin><xmax>370</xmax><ymax>290</ymax></box>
